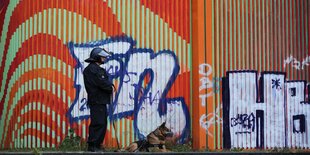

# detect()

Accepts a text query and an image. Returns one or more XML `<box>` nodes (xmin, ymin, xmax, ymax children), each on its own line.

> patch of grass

<box><xmin>58</xmin><ymin>128</ymin><xmax>87</xmax><ymax>151</ymax></box>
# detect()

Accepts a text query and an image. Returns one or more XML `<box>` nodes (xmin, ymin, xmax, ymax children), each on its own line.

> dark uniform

<box><xmin>83</xmin><ymin>48</ymin><xmax>113</xmax><ymax>152</ymax></box>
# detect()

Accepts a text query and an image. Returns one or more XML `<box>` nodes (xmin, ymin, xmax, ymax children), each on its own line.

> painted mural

<box><xmin>0</xmin><ymin>0</ymin><xmax>191</xmax><ymax>149</ymax></box>
<box><xmin>192</xmin><ymin>0</ymin><xmax>309</xmax><ymax>150</ymax></box>
<box><xmin>0</xmin><ymin>0</ymin><xmax>309</xmax><ymax>151</ymax></box>
<box><xmin>67</xmin><ymin>36</ymin><xmax>190</xmax><ymax>142</ymax></box>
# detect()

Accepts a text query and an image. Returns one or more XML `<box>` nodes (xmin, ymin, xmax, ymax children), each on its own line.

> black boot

<box><xmin>87</xmin><ymin>143</ymin><xmax>96</xmax><ymax>152</ymax></box>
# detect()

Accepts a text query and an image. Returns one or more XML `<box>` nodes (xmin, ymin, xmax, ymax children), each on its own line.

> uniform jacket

<box><xmin>83</xmin><ymin>62</ymin><xmax>113</xmax><ymax>105</ymax></box>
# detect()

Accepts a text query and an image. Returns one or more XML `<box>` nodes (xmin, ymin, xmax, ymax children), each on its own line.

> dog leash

<box><xmin>111</xmin><ymin>85</ymin><xmax>121</xmax><ymax>150</ymax></box>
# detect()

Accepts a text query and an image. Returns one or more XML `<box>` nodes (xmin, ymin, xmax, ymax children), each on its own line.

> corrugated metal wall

<box><xmin>0</xmin><ymin>0</ymin><xmax>309</xmax><ymax>151</ymax></box>
<box><xmin>0</xmin><ymin>0</ymin><xmax>191</xmax><ymax>149</ymax></box>
<box><xmin>213</xmin><ymin>0</ymin><xmax>309</xmax><ymax>79</ymax></box>
<box><xmin>192</xmin><ymin>0</ymin><xmax>310</xmax><ymax>150</ymax></box>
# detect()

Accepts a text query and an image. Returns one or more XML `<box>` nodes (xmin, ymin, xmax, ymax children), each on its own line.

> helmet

<box><xmin>85</xmin><ymin>47</ymin><xmax>111</xmax><ymax>63</ymax></box>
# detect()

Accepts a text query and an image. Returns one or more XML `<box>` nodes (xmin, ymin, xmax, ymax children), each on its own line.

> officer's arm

<box><xmin>94</xmin><ymin>71</ymin><xmax>113</xmax><ymax>94</ymax></box>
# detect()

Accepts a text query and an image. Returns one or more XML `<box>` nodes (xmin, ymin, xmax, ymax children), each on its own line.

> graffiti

<box><xmin>223</xmin><ymin>71</ymin><xmax>310</xmax><ymax>149</ymax></box>
<box><xmin>283</xmin><ymin>55</ymin><xmax>310</xmax><ymax>70</ymax></box>
<box><xmin>199</xmin><ymin>106</ymin><xmax>222</xmax><ymax>137</ymax></box>
<box><xmin>271</xmin><ymin>78</ymin><xmax>282</xmax><ymax>90</ymax></box>
<box><xmin>67</xmin><ymin>36</ymin><xmax>190</xmax><ymax>142</ymax></box>
<box><xmin>230</xmin><ymin>113</ymin><xmax>255</xmax><ymax>133</ymax></box>
<box><xmin>199</xmin><ymin>63</ymin><xmax>213</xmax><ymax>106</ymax></box>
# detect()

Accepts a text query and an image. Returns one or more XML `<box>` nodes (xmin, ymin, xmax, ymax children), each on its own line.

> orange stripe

<box><xmin>6</xmin><ymin>110</ymin><xmax>66</xmax><ymax>147</ymax></box>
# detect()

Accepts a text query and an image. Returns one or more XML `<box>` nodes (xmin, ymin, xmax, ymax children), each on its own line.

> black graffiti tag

<box><xmin>231</xmin><ymin>113</ymin><xmax>255</xmax><ymax>133</ymax></box>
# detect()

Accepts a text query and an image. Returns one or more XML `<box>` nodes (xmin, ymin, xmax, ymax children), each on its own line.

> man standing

<box><xmin>83</xmin><ymin>47</ymin><xmax>113</xmax><ymax>152</ymax></box>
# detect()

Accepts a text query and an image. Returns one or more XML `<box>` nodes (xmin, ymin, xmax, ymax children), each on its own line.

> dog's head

<box><xmin>157</xmin><ymin>122</ymin><xmax>173</xmax><ymax>138</ymax></box>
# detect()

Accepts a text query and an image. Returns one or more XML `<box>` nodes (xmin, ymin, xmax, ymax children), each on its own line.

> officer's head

<box><xmin>85</xmin><ymin>47</ymin><xmax>111</xmax><ymax>64</ymax></box>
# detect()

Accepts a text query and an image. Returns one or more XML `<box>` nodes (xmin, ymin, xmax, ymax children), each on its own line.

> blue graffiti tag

<box><xmin>67</xmin><ymin>36</ymin><xmax>190</xmax><ymax>143</ymax></box>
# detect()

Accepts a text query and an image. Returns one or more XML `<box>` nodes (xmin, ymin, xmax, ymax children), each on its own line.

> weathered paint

<box><xmin>0</xmin><ymin>0</ymin><xmax>309</xmax><ymax>151</ymax></box>
<box><xmin>191</xmin><ymin>0</ymin><xmax>309</xmax><ymax>150</ymax></box>
<box><xmin>0</xmin><ymin>0</ymin><xmax>191</xmax><ymax>149</ymax></box>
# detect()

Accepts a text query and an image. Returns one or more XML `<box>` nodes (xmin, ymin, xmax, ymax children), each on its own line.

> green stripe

<box><xmin>262</xmin><ymin>0</ymin><xmax>265</xmax><ymax>70</ymax></box>
<box><xmin>117</xmin><ymin>0</ymin><xmax>121</xmax><ymax>22</ymax></box>
<box><xmin>221</xmin><ymin>0</ymin><xmax>224</xmax><ymax>75</ymax></box>
<box><xmin>122</xmin><ymin>0</ymin><xmax>125</xmax><ymax>34</ymax></box>
<box><xmin>267</xmin><ymin>0</ymin><xmax>270</xmax><ymax>71</ymax></box>
<box><xmin>223</xmin><ymin>1</ymin><xmax>229</xmax><ymax>71</ymax></box>
<box><xmin>234</xmin><ymin>0</ymin><xmax>237</xmax><ymax>69</ymax></box>
<box><xmin>83</xmin><ymin>18</ymin><xmax>86</xmax><ymax>42</ymax></box>
<box><xmin>48</xmin><ymin>9</ymin><xmax>52</xmax><ymax>34</ymax></box>
<box><xmin>306</xmin><ymin>0</ymin><xmax>309</xmax><ymax>79</ymax></box>
<box><xmin>73</xmin><ymin>11</ymin><xmax>77</xmax><ymax>43</ymax></box>
<box><xmin>132</xmin><ymin>0</ymin><xmax>135</xmax><ymax>41</ymax></box>
<box><xmin>245</xmin><ymin>0</ymin><xmax>249</xmax><ymax>69</ymax></box>
<box><xmin>29</xmin><ymin>17</ymin><xmax>33</xmax><ymax>37</ymax></box>
<box><xmin>68</xmin><ymin>11</ymin><xmax>71</xmax><ymax>41</ymax></box>
<box><xmin>0</xmin><ymin>0</ymin><xmax>20</xmax><ymax>68</ymax></box>
<box><xmin>183</xmin><ymin>40</ymin><xmax>186</xmax><ymax>71</ymax></box>
<box><xmin>0</xmin><ymin>55</ymin><xmax>72</xmax><ymax>143</ymax></box>
<box><xmin>141</xmin><ymin>6</ymin><xmax>145</xmax><ymax>48</ymax></box>
<box><xmin>169</xmin><ymin>28</ymin><xmax>172</xmax><ymax>51</ymax></box>
<box><xmin>258</xmin><ymin>0</ymin><xmax>261</xmax><ymax>71</ymax></box>
<box><xmin>155</xmin><ymin>15</ymin><xmax>159</xmax><ymax>52</ymax></box>
<box><xmin>63</xmin><ymin>10</ymin><xmax>67</xmax><ymax>42</ymax></box>
<box><xmin>241</xmin><ymin>0</ymin><xmax>245</xmax><ymax>69</ymax></box>
<box><xmin>160</xmin><ymin>19</ymin><xmax>163</xmax><ymax>51</ymax></box>
<box><xmin>289</xmin><ymin>0</ymin><xmax>293</xmax><ymax>79</ymax></box>
<box><xmin>177</xmin><ymin>36</ymin><xmax>181</xmax><ymax>67</ymax></box>
<box><xmin>215</xmin><ymin>0</ymin><xmax>219</xmax><ymax>148</ymax></box>
<box><xmin>58</xmin><ymin>10</ymin><xmax>61</xmax><ymax>39</ymax></box>
<box><xmin>127</xmin><ymin>0</ymin><xmax>130</xmax><ymax>35</ymax></box>
<box><xmin>146</xmin><ymin>8</ymin><xmax>149</xmax><ymax>48</ymax></box>
<box><xmin>238</xmin><ymin>0</ymin><xmax>241</xmax><ymax>69</ymax></box>
<box><xmin>300</xmin><ymin>0</ymin><xmax>304</xmax><ymax>78</ymax></box>
<box><xmin>189</xmin><ymin>0</ymin><xmax>193</xmax><ymax>140</ymax></box>
<box><xmin>53</xmin><ymin>8</ymin><xmax>56</xmax><ymax>36</ymax></box>
<box><xmin>174</xmin><ymin>32</ymin><xmax>177</xmax><ymax>58</ymax></box>
<box><xmin>273</xmin><ymin>0</ymin><xmax>276</xmax><ymax>71</ymax></box>
<box><xmin>165</xmin><ymin>23</ymin><xmax>168</xmax><ymax>49</ymax></box>
<box><xmin>121</xmin><ymin>118</ymin><xmax>124</xmax><ymax>147</ymax></box>
<box><xmin>136</xmin><ymin>0</ymin><xmax>140</xmax><ymax>48</ymax></box>
<box><xmin>229</xmin><ymin>0</ymin><xmax>232</xmax><ymax>70</ymax></box>
<box><xmin>151</xmin><ymin>10</ymin><xmax>154</xmax><ymax>50</ymax></box>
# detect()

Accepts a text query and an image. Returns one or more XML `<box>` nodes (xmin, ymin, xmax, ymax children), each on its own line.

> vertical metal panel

<box><xmin>213</xmin><ymin>0</ymin><xmax>309</xmax><ymax>78</ymax></box>
<box><xmin>0</xmin><ymin>0</ymin><xmax>191</xmax><ymax>149</ymax></box>
<box><xmin>214</xmin><ymin>0</ymin><xmax>309</xmax><ymax>150</ymax></box>
<box><xmin>192</xmin><ymin>0</ymin><xmax>310</xmax><ymax>150</ymax></box>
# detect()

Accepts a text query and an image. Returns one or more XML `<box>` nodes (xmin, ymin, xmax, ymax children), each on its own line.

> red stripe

<box><xmin>0</xmin><ymin>0</ymin><xmax>122</xmax><ymax>93</ymax></box>
<box><xmin>140</xmin><ymin>0</ymin><xmax>189</xmax><ymax>42</ymax></box>
<box><xmin>0</xmin><ymin>34</ymin><xmax>75</xmax><ymax>118</ymax></box>
<box><xmin>5</xmin><ymin>110</ymin><xmax>66</xmax><ymax>147</ymax></box>
<box><xmin>2</xmin><ymin>90</ymin><xmax>69</xmax><ymax>146</ymax></box>
<box><xmin>0</xmin><ymin>0</ymin><xmax>9</xmax><ymax>38</ymax></box>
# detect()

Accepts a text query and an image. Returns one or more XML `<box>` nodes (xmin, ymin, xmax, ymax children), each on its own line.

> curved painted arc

<box><xmin>12</xmin><ymin>124</ymin><xmax>60</xmax><ymax>148</ymax></box>
<box><xmin>0</xmin><ymin>8</ymin><xmax>111</xmax><ymax>100</ymax></box>
<box><xmin>0</xmin><ymin>0</ymin><xmax>121</xmax><ymax>67</ymax></box>
<box><xmin>0</xmin><ymin>55</ymin><xmax>74</xmax><ymax>141</ymax></box>
<box><xmin>1</xmin><ymin>79</ymin><xmax>69</xmax><ymax>144</ymax></box>
<box><xmin>7</xmin><ymin>109</ymin><xmax>66</xmax><ymax>147</ymax></box>
<box><xmin>0</xmin><ymin>0</ymin><xmax>20</xmax><ymax>66</ymax></box>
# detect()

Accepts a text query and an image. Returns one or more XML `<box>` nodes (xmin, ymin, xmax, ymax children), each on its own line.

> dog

<box><xmin>117</xmin><ymin>122</ymin><xmax>173</xmax><ymax>152</ymax></box>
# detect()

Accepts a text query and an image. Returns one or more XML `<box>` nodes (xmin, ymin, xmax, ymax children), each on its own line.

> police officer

<box><xmin>83</xmin><ymin>47</ymin><xmax>113</xmax><ymax>152</ymax></box>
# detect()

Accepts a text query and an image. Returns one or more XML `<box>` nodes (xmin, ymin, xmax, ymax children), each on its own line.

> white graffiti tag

<box><xmin>68</xmin><ymin>37</ymin><xmax>190</xmax><ymax>141</ymax></box>
<box><xmin>283</xmin><ymin>55</ymin><xmax>310</xmax><ymax>70</ymax></box>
